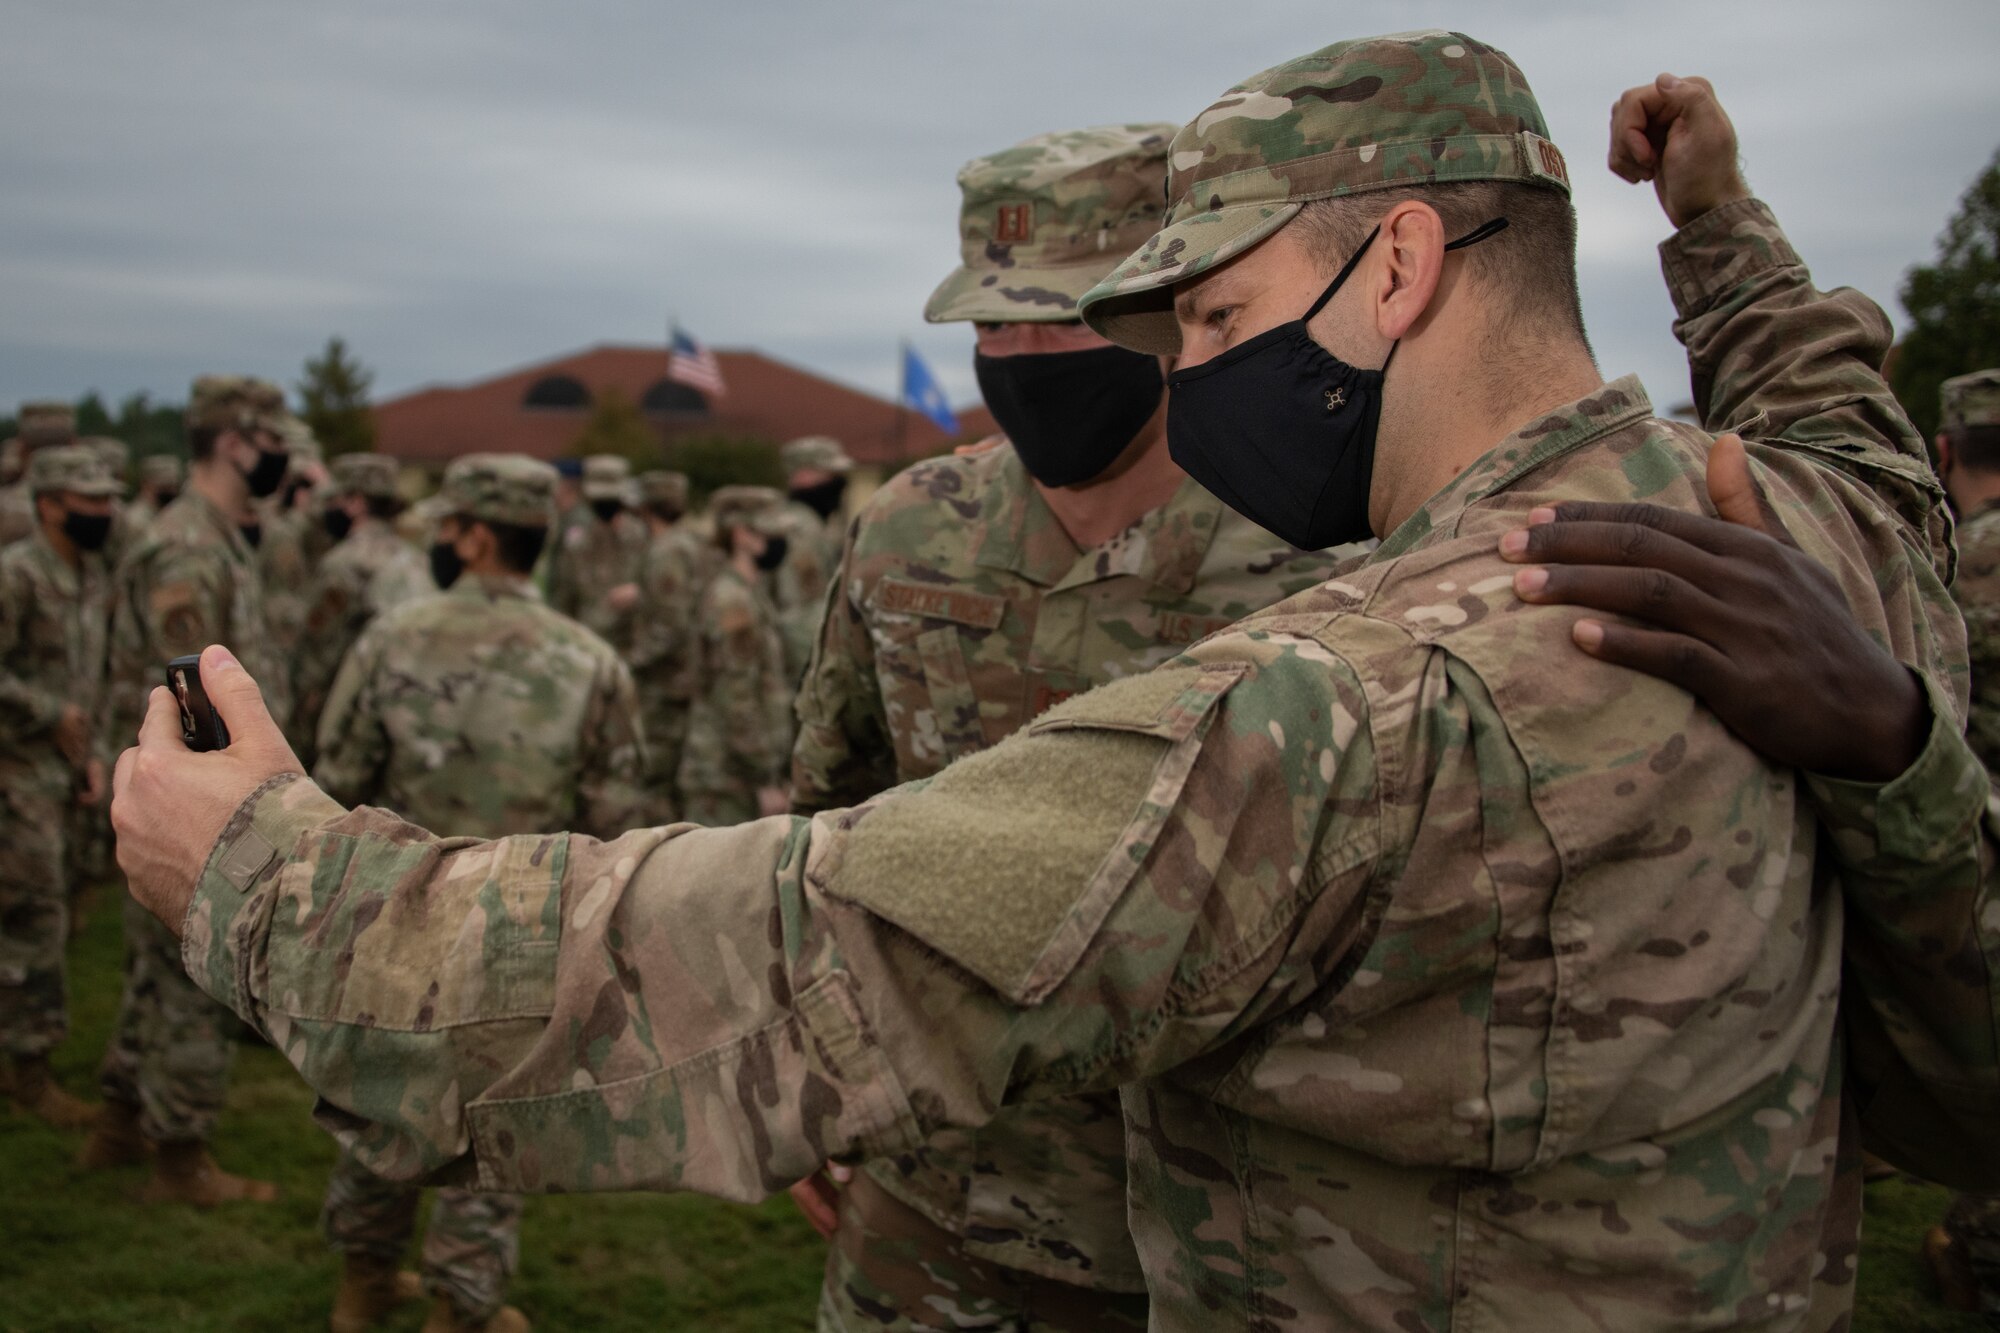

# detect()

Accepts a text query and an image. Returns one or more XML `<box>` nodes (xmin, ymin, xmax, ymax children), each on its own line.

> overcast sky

<box><xmin>3</xmin><ymin>0</ymin><xmax>1996</xmax><ymax>420</ymax></box>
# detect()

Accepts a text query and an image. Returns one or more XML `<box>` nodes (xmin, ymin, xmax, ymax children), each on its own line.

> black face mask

<box><xmin>238</xmin><ymin>522</ymin><xmax>263</xmax><ymax>549</ymax></box>
<box><xmin>754</xmin><ymin>534</ymin><xmax>790</xmax><ymax>572</ymax></box>
<box><xmin>155</xmin><ymin>488</ymin><xmax>179</xmax><ymax>506</ymax></box>
<box><xmin>239</xmin><ymin>445</ymin><xmax>290</xmax><ymax>500</ymax></box>
<box><xmin>590</xmin><ymin>499</ymin><xmax>623</xmax><ymax>524</ymax></box>
<box><xmin>429</xmin><ymin>541</ymin><xmax>465</xmax><ymax>589</ymax></box>
<box><xmin>62</xmin><ymin>510</ymin><xmax>113</xmax><ymax>552</ymax></box>
<box><xmin>323</xmin><ymin>509</ymin><xmax>354</xmax><ymax>542</ymax></box>
<box><xmin>1166</xmin><ymin>217</ymin><xmax>1508</xmax><ymax>550</ymax></box>
<box><xmin>789</xmin><ymin>476</ymin><xmax>848</xmax><ymax>521</ymax></box>
<box><xmin>974</xmin><ymin>344</ymin><xmax>1165</xmax><ymax>488</ymax></box>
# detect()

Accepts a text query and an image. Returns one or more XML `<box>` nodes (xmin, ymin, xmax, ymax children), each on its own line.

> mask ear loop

<box><xmin>1375</xmin><ymin>217</ymin><xmax>1513</xmax><ymax>377</ymax></box>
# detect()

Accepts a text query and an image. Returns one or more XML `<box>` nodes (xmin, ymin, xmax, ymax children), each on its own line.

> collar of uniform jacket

<box><xmin>450</xmin><ymin>573</ymin><xmax>542</xmax><ymax>604</ymax></box>
<box><xmin>1374</xmin><ymin>375</ymin><xmax>1656</xmax><ymax>562</ymax></box>
<box><xmin>973</xmin><ymin>443</ymin><xmax>1228</xmax><ymax>598</ymax></box>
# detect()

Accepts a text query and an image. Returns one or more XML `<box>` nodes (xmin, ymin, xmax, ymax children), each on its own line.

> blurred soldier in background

<box><xmin>0</xmin><ymin>402</ymin><xmax>80</xmax><ymax>548</ymax></box>
<box><xmin>125</xmin><ymin>454</ymin><xmax>184</xmax><ymax>538</ymax></box>
<box><xmin>1924</xmin><ymin>366</ymin><xmax>2000</xmax><ymax>1318</ymax></box>
<box><xmin>290</xmin><ymin>452</ymin><xmax>432</xmax><ymax>760</ymax></box>
<box><xmin>679</xmin><ymin>484</ymin><xmax>791</xmax><ymax>825</ymax></box>
<box><xmin>314</xmin><ymin>453</ymin><xmax>643</xmax><ymax>1333</ymax></box>
<box><xmin>84</xmin><ymin>375</ymin><xmax>293</xmax><ymax>1205</ymax></box>
<box><xmin>627</xmin><ymin>469</ymin><xmax>703</xmax><ymax>822</ymax></box>
<box><xmin>548</xmin><ymin>454</ymin><xmax>646</xmax><ymax>654</ymax></box>
<box><xmin>0</xmin><ymin>444</ymin><xmax>118</xmax><ymax>1129</ymax></box>
<box><xmin>789</xmin><ymin>122</ymin><xmax>1368</xmax><ymax>1331</ymax></box>
<box><xmin>259</xmin><ymin>423</ymin><xmax>329</xmax><ymax>694</ymax></box>
<box><xmin>772</xmin><ymin>435</ymin><xmax>852</xmax><ymax>682</ymax></box>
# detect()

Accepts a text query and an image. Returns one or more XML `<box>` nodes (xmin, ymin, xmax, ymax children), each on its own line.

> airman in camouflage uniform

<box><xmin>86</xmin><ymin>375</ymin><xmax>294</xmax><ymax>1205</ymax></box>
<box><xmin>772</xmin><ymin>436</ymin><xmax>853</xmax><ymax>683</ymax></box>
<box><xmin>628</xmin><ymin>470</ymin><xmax>706</xmax><ymax>823</ymax></box>
<box><xmin>290</xmin><ymin>453</ymin><xmax>432</xmax><ymax>759</ymax></box>
<box><xmin>315</xmin><ymin>453</ymin><xmax>643</xmax><ymax>1333</ymax></box>
<box><xmin>548</xmin><ymin>454</ymin><xmax>647</xmax><ymax>654</ymax></box>
<box><xmin>1924</xmin><ymin>366</ymin><xmax>2000</xmax><ymax>1318</ymax></box>
<box><xmin>258</xmin><ymin>424</ymin><xmax>329</xmax><ymax>690</ymax></box>
<box><xmin>124</xmin><ymin>454</ymin><xmax>185</xmax><ymax>540</ymax></box>
<box><xmin>0</xmin><ymin>446</ymin><xmax>118</xmax><ymax>1130</ymax></box>
<box><xmin>792</xmin><ymin>123</ymin><xmax>1368</xmax><ymax>1331</ymax></box>
<box><xmin>150</xmin><ymin>36</ymin><xmax>1997</xmax><ymax>1333</ymax></box>
<box><xmin>678</xmin><ymin>485</ymin><xmax>791</xmax><ymax>825</ymax></box>
<box><xmin>0</xmin><ymin>402</ymin><xmax>79</xmax><ymax>548</ymax></box>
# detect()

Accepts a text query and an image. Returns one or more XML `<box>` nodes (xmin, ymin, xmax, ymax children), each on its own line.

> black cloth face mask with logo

<box><xmin>974</xmin><ymin>344</ymin><xmax>1165</xmax><ymax>488</ymax></box>
<box><xmin>753</xmin><ymin>533</ymin><xmax>790</xmax><ymax>572</ymax></box>
<box><xmin>1165</xmin><ymin>217</ymin><xmax>1508</xmax><ymax>550</ymax></box>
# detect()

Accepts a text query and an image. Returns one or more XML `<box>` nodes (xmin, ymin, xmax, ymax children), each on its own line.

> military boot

<box><xmin>137</xmin><ymin>1140</ymin><xmax>280</xmax><ymax>1206</ymax></box>
<box><xmin>77</xmin><ymin>1097</ymin><xmax>151</xmax><ymax>1169</ymax></box>
<box><xmin>418</xmin><ymin>1297</ymin><xmax>531</xmax><ymax>1332</ymax></box>
<box><xmin>1925</xmin><ymin>1225</ymin><xmax>1983</xmax><ymax>1313</ymax></box>
<box><xmin>7</xmin><ymin>1055</ymin><xmax>96</xmax><ymax>1130</ymax></box>
<box><xmin>329</xmin><ymin>1254</ymin><xmax>423</xmax><ymax>1333</ymax></box>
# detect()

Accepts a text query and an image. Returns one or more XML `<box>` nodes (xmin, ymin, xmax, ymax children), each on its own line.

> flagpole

<box><xmin>893</xmin><ymin>340</ymin><xmax>909</xmax><ymax>460</ymax></box>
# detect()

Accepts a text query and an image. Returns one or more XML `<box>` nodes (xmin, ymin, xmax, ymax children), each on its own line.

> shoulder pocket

<box><xmin>815</xmin><ymin>661</ymin><xmax>1247</xmax><ymax>1005</ymax></box>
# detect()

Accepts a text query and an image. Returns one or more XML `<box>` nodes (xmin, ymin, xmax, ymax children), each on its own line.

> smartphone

<box><xmin>165</xmin><ymin>654</ymin><xmax>230</xmax><ymax>751</ymax></box>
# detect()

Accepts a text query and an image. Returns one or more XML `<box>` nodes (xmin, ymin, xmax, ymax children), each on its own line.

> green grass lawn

<box><xmin>0</xmin><ymin>892</ymin><xmax>1985</xmax><ymax>1331</ymax></box>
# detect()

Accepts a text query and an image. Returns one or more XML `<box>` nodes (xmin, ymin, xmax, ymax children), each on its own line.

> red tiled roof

<box><xmin>373</xmin><ymin>343</ymin><xmax>993</xmax><ymax>468</ymax></box>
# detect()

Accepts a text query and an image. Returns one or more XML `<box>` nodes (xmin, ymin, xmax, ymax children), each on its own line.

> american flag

<box><xmin>668</xmin><ymin>325</ymin><xmax>727</xmax><ymax>397</ymax></box>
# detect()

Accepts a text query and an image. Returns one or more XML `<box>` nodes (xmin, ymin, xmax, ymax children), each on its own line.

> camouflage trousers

<box><xmin>640</xmin><ymin>698</ymin><xmax>690</xmax><ymax>824</ymax></box>
<box><xmin>819</xmin><ymin>1173</ymin><xmax>1149</xmax><ymax>1333</ymax></box>
<box><xmin>97</xmin><ymin>894</ymin><xmax>234</xmax><ymax>1141</ymax></box>
<box><xmin>0</xmin><ymin>784</ymin><xmax>72</xmax><ymax>1058</ymax></box>
<box><xmin>1945</xmin><ymin>1191</ymin><xmax>2000</xmax><ymax>1315</ymax></box>
<box><xmin>324</xmin><ymin>1146</ymin><xmax>523</xmax><ymax>1321</ymax></box>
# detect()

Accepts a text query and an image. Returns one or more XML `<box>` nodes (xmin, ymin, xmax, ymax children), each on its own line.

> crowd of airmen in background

<box><xmin>6</xmin><ymin>26</ymin><xmax>2000</xmax><ymax>1333</ymax></box>
<box><xmin>0</xmin><ymin>393</ymin><xmax>853</xmax><ymax>1331</ymax></box>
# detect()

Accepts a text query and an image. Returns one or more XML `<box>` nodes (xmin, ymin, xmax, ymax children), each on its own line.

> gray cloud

<box><xmin>3</xmin><ymin>0</ymin><xmax>1996</xmax><ymax>419</ymax></box>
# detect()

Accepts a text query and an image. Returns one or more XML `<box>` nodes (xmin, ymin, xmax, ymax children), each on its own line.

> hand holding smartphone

<box><xmin>165</xmin><ymin>654</ymin><xmax>230</xmax><ymax>751</ymax></box>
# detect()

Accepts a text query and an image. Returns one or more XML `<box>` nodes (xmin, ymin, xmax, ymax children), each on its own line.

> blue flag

<box><xmin>901</xmin><ymin>345</ymin><xmax>959</xmax><ymax>435</ymax></box>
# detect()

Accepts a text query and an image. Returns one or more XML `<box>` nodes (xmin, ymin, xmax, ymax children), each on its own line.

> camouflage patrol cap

<box><xmin>780</xmin><ymin>435</ymin><xmax>853</xmax><ymax>475</ymax></box>
<box><xmin>1080</xmin><ymin>30</ymin><xmax>1571</xmax><ymax>354</ymax></box>
<box><xmin>709</xmin><ymin>484</ymin><xmax>786</xmax><ymax>535</ymax></box>
<box><xmin>440</xmin><ymin>453</ymin><xmax>558</xmax><ymax>527</ymax></box>
<box><xmin>16</xmin><ymin>401</ymin><xmax>78</xmax><ymax>448</ymax></box>
<box><xmin>84</xmin><ymin>435</ymin><xmax>130</xmax><ymax>474</ymax></box>
<box><xmin>1941</xmin><ymin>369</ymin><xmax>2000</xmax><ymax>433</ymax></box>
<box><xmin>331</xmin><ymin>452</ymin><xmax>401</xmax><ymax>500</ymax></box>
<box><xmin>638</xmin><ymin>469</ymin><xmax>690</xmax><ymax>509</ymax></box>
<box><xmin>140</xmin><ymin>454</ymin><xmax>184</xmax><ymax>488</ymax></box>
<box><xmin>925</xmin><ymin>124</ymin><xmax>1181</xmax><ymax>325</ymax></box>
<box><xmin>27</xmin><ymin>443</ymin><xmax>120</xmax><ymax>498</ymax></box>
<box><xmin>579</xmin><ymin>454</ymin><xmax>633</xmax><ymax>502</ymax></box>
<box><xmin>187</xmin><ymin>375</ymin><xmax>295</xmax><ymax>439</ymax></box>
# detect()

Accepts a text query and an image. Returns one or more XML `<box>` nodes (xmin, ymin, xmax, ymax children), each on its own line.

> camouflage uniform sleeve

<box><xmin>177</xmin><ymin>634</ymin><xmax>1373</xmax><ymax>1195</ymax></box>
<box><xmin>626</xmin><ymin>539</ymin><xmax>691</xmax><ymax>673</ymax></box>
<box><xmin>293</xmin><ymin>562</ymin><xmax>367</xmax><ymax>737</ymax></box>
<box><xmin>311</xmin><ymin>621</ymin><xmax>390</xmax><ymax>808</ymax></box>
<box><xmin>1660</xmin><ymin>196</ymin><xmax>1953</xmax><ymax>578</ymax></box>
<box><xmin>1804</xmin><ymin>671</ymin><xmax>2000</xmax><ymax>1188</ymax></box>
<box><xmin>0</xmin><ymin>557</ymin><xmax>68</xmax><ymax>739</ymax></box>
<box><xmin>707</xmin><ymin>580</ymin><xmax>789</xmax><ymax>790</ymax></box>
<box><xmin>575</xmin><ymin>651</ymin><xmax>648</xmax><ymax>842</ymax></box>
<box><xmin>789</xmin><ymin>527</ymin><xmax>896</xmax><ymax>815</ymax></box>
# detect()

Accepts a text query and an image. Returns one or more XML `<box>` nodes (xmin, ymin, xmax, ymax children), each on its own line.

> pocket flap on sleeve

<box><xmin>820</xmin><ymin>662</ymin><xmax>1247</xmax><ymax>1005</ymax></box>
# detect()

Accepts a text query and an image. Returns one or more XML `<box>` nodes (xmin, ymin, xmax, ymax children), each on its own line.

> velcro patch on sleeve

<box><xmin>872</xmin><ymin>577</ymin><xmax>1007</xmax><ymax>630</ymax></box>
<box><xmin>821</xmin><ymin>663</ymin><xmax>1244</xmax><ymax>1004</ymax></box>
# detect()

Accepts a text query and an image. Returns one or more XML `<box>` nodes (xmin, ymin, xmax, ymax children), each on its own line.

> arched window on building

<box><xmin>522</xmin><ymin>375</ymin><xmax>592</xmax><ymax>409</ymax></box>
<box><xmin>641</xmin><ymin>378</ymin><xmax>709</xmax><ymax>416</ymax></box>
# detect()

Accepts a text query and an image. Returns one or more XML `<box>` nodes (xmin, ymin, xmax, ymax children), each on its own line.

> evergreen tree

<box><xmin>297</xmin><ymin>337</ymin><xmax>378</xmax><ymax>457</ymax></box>
<box><xmin>1891</xmin><ymin>147</ymin><xmax>2000</xmax><ymax>440</ymax></box>
<box><xmin>567</xmin><ymin>388</ymin><xmax>660</xmax><ymax>469</ymax></box>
